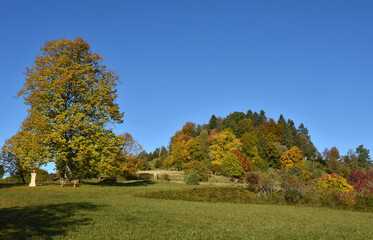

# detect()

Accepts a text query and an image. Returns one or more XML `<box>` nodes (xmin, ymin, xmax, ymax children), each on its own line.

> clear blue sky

<box><xmin>1</xmin><ymin>1</ymin><xmax>372</xmax><ymax>173</ymax></box>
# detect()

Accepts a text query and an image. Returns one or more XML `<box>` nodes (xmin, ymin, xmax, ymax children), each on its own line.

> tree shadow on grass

<box><xmin>0</xmin><ymin>202</ymin><xmax>104</xmax><ymax>239</ymax></box>
<box><xmin>0</xmin><ymin>183</ymin><xmax>27</xmax><ymax>189</ymax></box>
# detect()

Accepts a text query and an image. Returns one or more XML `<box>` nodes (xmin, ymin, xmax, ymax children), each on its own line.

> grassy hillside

<box><xmin>1</xmin><ymin>183</ymin><xmax>372</xmax><ymax>240</ymax></box>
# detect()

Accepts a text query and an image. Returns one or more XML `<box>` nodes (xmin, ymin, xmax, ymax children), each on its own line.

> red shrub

<box><xmin>347</xmin><ymin>170</ymin><xmax>373</xmax><ymax>195</ymax></box>
<box><xmin>246</xmin><ymin>172</ymin><xmax>260</xmax><ymax>192</ymax></box>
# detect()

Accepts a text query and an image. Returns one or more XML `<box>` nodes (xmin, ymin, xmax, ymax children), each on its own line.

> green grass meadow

<box><xmin>1</xmin><ymin>182</ymin><xmax>373</xmax><ymax>240</ymax></box>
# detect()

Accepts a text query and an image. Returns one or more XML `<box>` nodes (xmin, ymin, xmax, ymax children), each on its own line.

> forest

<box><xmin>144</xmin><ymin>109</ymin><xmax>371</xmax><ymax>180</ymax></box>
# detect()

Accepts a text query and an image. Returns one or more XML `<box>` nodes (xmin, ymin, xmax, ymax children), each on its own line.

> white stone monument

<box><xmin>29</xmin><ymin>170</ymin><xmax>36</xmax><ymax>187</ymax></box>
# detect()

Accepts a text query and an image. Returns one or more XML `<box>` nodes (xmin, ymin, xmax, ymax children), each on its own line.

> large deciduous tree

<box><xmin>209</xmin><ymin>130</ymin><xmax>242</xmax><ymax>167</ymax></box>
<box><xmin>16</xmin><ymin>37</ymin><xmax>124</xmax><ymax>179</ymax></box>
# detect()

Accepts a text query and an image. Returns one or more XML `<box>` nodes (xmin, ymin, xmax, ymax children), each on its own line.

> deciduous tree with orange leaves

<box><xmin>280</xmin><ymin>146</ymin><xmax>305</xmax><ymax>169</ymax></box>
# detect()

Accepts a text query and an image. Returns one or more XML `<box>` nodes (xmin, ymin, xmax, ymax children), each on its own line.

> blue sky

<box><xmin>1</xmin><ymin>1</ymin><xmax>372</xmax><ymax>173</ymax></box>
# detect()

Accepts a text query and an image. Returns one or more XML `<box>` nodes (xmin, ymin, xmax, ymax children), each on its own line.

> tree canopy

<box><xmin>9</xmin><ymin>37</ymin><xmax>125</xmax><ymax>179</ymax></box>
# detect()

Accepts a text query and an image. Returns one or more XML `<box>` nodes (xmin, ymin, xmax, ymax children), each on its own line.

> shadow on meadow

<box><xmin>0</xmin><ymin>202</ymin><xmax>104</xmax><ymax>239</ymax></box>
<box><xmin>0</xmin><ymin>183</ymin><xmax>27</xmax><ymax>189</ymax></box>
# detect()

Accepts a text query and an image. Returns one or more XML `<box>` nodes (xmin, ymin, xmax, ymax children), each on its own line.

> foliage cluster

<box><xmin>184</xmin><ymin>170</ymin><xmax>200</xmax><ymax>185</ymax></box>
<box><xmin>347</xmin><ymin>170</ymin><xmax>373</xmax><ymax>195</ymax></box>
<box><xmin>314</xmin><ymin>173</ymin><xmax>353</xmax><ymax>192</ymax></box>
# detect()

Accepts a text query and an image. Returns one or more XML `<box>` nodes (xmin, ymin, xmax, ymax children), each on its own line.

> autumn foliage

<box><xmin>314</xmin><ymin>174</ymin><xmax>353</xmax><ymax>192</ymax></box>
<box><xmin>280</xmin><ymin>146</ymin><xmax>305</xmax><ymax>169</ymax></box>
<box><xmin>347</xmin><ymin>170</ymin><xmax>373</xmax><ymax>195</ymax></box>
<box><xmin>1</xmin><ymin>37</ymin><xmax>130</xmax><ymax>179</ymax></box>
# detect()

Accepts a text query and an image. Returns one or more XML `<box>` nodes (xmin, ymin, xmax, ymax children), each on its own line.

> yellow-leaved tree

<box><xmin>209</xmin><ymin>130</ymin><xmax>242</xmax><ymax>166</ymax></box>
<box><xmin>280</xmin><ymin>146</ymin><xmax>305</xmax><ymax>169</ymax></box>
<box><xmin>14</xmin><ymin>37</ymin><xmax>124</xmax><ymax>179</ymax></box>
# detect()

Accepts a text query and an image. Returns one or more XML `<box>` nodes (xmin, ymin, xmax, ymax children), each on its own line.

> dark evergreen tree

<box><xmin>277</xmin><ymin>114</ymin><xmax>286</xmax><ymax>125</ymax></box>
<box><xmin>258</xmin><ymin>110</ymin><xmax>268</xmax><ymax>125</ymax></box>
<box><xmin>298</xmin><ymin>123</ymin><xmax>309</xmax><ymax>136</ymax></box>
<box><xmin>356</xmin><ymin>145</ymin><xmax>371</xmax><ymax>168</ymax></box>
<box><xmin>246</xmin><ymin>109</ymin><xmax>253</xmax><ymax>119</ymax></box>
<box><xmin>160</xmin><ymin>146</ymin><xmax>168</xmax><ymax>160</ymax></box>
<box><xmin>251</xmin><ymin>112</ymin><xmax>261</xmax><ymax>127</ymax></box>
<box><xmin>208</xmin><ymin>115</ymin><xmax>218</xmax><ymax>130</ymax></box>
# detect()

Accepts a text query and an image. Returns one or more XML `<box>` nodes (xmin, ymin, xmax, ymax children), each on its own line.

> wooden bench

<box><xmin>60</xmin><ymin>179</ymin><xmax>79</xmax><ymax>187</ymax></box>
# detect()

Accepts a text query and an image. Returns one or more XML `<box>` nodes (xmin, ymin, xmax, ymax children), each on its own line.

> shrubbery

<box><xmin>281</xmin><ymin>179</ymin><xmax>306</xmax><ymax>204</ymax></box>
<box><xmin>246</xmin><ymin>172</ymin><xmax>260</xmax><ymax>192</ymax></box>
<box><xmin>159</xmin><ymin>173</ymin><xmax>170</xmax><ymax>181</ymax></box>
<box><xmin>185</xmin><ymin>170</ymin><xmax>200</xmax><ymax>185</ymax></box>
<box><xmin>314</xmin><ymin>174</ymin><xmax>353</xmax><ymax>192</ymax></box>
<box><xmin>144</xmin><ymin>170</ymin><xmax>373</xmax><ymax>212</ymax></box>
<box><xmin>47</xmin><ymin>173</ymin><xmax>57</xmax><ymax>182</ymax></box>
<box><xmin>347</xmin><ymin>170</ymin><xmax>373</xmax><ymax>195</ymax></box>
<box><xmin>184</xmin><ymin>161</ymin><xmax>209</xmax><ymax>181</ymax></box>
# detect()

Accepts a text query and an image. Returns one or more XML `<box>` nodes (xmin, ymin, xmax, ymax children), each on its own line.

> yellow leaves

<box><xmin>209</xmin><ymin>130</ymin><xmax>242</xmax><ymax>166</ymax></box>
<box><xmin>10</xmin><ymin>37</ymin><xmax>125</xmax><ymax>178</ymax></box>
<box><xmin>280</xmin><ymin>146</ymin><xmax>305</xmax><ymax>169</ymax></box>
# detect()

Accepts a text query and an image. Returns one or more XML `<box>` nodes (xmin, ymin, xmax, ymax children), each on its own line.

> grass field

<box><xmin>1</xmin><ymin>182</ymin><xmax>373</xmax><ymax>240</ymax></box>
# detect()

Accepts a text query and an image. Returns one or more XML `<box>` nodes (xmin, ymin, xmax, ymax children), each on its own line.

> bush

<box><xmin>185</xmin><ymin>170</ymin><xmax>200</xmax><ymax>185</ymax></box>
<box><xmin>281</xmin><ymin>179</ymin><xmax>306</xmax><ymax>204</ymax></box>
<box><xmin>159</xmin><ymin>173</ymin><xmax>170</xmax><ymax>181</ymax></box>
<box><xmin>355</xmin><ymin>194</ymin><xmax>373</xmax><ymax>210</ymax></box>
<box><xmin>47</xmin><ymin>173</ymin><xmax>57</xmax><ymax>182</ymax></box>
<box><xmin>0</xmin><ymin>176</ymin><xmax>23</xmax><ymax>183</ymax></box>
<box><xmin>230</xmin><ymin>177</ymin><xmax>235</xmax><ymax>183</ymax></box>
<box><xmin>237</xmin><ymin>177</ymin><xmax>244</xmax><ymax>184</ymax></box>
<box><xmin>184</xmin><ymin>160</ymin><xmax>209</xmax><ymax>181</ymax></box>
<box><xmin>210</xmin><ymin>164</ymin><xmax>222</xmax><ymax>175</ymax></box>
<box><xmin>24</xmin><ymin>169</ymin><xmax>49</xmax><ymax>183</ymax></box>
<box><xmin>315</xmin><ymin>174</ymin><xmax>353</xmax><ymax>192</ymax></box>
<box><xmin>347</xmin><ymin>170</ymin><xmax>373</xmax><ymax>195</ymax></box>
<box><xmin>258</xmin><ymin>176</ymin><xmax>275</xmax><ymax>198</ymax></box>
<box><xmin>246</xmin><ymin>172</ymin><xmax>260</xmax><ymax>192</ymax></box>
<box><xmin>139</xmin><ymin>173</ymin><xmax>152</xmax><ymax>181</ymax></box>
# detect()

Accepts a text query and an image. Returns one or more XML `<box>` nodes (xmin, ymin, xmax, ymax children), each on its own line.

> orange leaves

<box><xmin>280</xmin><ymin>146</ymin><xmax>305</xmax><ymax>169</ymax></box>
<box><xmin>258</xmin><ymin>118</ymin><xmax>284</xmax><ymax>142</ymax></box>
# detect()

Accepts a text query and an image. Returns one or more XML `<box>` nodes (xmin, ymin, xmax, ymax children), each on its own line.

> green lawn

<box><xmin>1</xmin><ymin>182</ymin><xmax>372</xmax><ymax>240</ymax></box>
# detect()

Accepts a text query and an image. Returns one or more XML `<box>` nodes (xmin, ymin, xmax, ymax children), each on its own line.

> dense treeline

<box><xmin>144</xmin><ymin>109</ymin><xmax>372</xmax><ymax>180</ymax></box>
